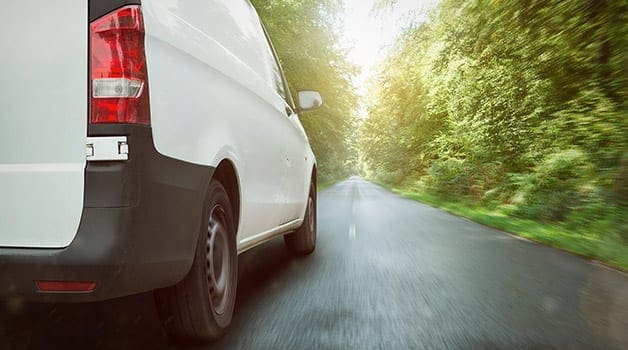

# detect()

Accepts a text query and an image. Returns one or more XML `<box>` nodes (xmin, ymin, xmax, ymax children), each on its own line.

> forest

<box><xmin>360</xmin><ymin>0</ymin><xmax>627</xmax><ymax>266</ymax></box>
<box><xmin>253</xmin><ymin>0</ymin><xmax>627</xmax><ymax>268</ymax></box>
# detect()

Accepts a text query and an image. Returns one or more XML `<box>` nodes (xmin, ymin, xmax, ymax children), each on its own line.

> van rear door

<box><xmin>0</xmin><ymin>1</ymin><xmax>88</xmax><ymax>248</ymax></box>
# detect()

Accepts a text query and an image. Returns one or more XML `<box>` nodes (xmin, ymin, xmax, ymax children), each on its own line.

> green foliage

<box><xmin>422</xmin><ymin>158</ymin><xmax>473</xmax><ymax>197</ymax></box>
<box><xmin>512</xmin><ymin>149</ymin><xmax>595</xmax><ymax>221</ymax></box>
<box><xmin>360</xmin><ymin>0</ymin><xmax>628</xmax><ymax>251</ymax></box>
<box><xmin>251</xmin><ymin>0</ymin><xmax>358</xmax><ymax>182</ymax></box>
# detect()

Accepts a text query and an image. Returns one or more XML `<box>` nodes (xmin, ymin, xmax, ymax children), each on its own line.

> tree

<box><xmin>360</xmin><ymin>0</ymin><xmax>627</xmax><ymax>238</ymax></box>
<box><xmin>252</xmin><ymin>0</ymin><xmax>359</xmax><ymax>181</ymax></box>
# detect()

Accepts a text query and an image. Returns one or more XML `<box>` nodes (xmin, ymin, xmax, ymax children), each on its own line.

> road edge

<box><xmin>368</xmin><ymin>180</ymin><xmax>628</xmax><ymax>275</ymax></box>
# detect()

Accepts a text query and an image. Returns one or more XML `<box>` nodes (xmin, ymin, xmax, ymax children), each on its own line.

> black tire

<box><xmin>284</xmin><ymin>181</ymin><xmax>317</xmax><ymax>255</ymax></box>
<box><xmin>155</xmin><ymin>180</ymin><xmax>238</xmax><ymax>344</ymax></box>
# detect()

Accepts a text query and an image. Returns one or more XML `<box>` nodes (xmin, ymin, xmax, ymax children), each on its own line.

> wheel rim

<box><xmin>206</xmin><ymin>205</ymin><xmax>231</xmax><ymax>316</ymax></box>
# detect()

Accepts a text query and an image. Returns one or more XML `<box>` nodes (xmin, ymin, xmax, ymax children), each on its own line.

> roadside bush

<box><xmin>376</xmin><ymin>168</ymin><xmax>406</xmax><ymax>186</ymax></box>
<box><xmin>564</xmin><ymin>197</ymin><xmax>624</xmax><ymax>233</ymax></box>
<box><xmin>471</xmin><ymin>162</ymin><xmax>507</xmax><ymax>203</ymax></box>
<box><xmin>512</xmin><ymin>149</ymin><xmax>595</xmax><ymax>221</ymax></box>
<box><xmin>422</xmin><ymin>158</ymin><xmax>473</xmax><ymax>197</ymax></box>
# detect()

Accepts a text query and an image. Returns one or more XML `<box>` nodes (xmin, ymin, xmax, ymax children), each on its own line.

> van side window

<box><xmin>261</xmin><ymin>31</ymin><xmax>287</xmax><ymax>100</ymax></box>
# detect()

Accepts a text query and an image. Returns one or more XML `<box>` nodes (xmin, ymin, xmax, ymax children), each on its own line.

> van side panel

<box><xmin>0</xmin><ymin>1</ymin><xmax>87</xmax><ymax>248</ymax></box>
<box><xmin>142</xmin><ymin>0</ymin><xmax>296</xmax><ymax>240</ymax></box>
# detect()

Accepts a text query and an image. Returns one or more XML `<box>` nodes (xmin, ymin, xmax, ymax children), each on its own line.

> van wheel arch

<box><xmin>212</xmin><ymin>160</ymin><xmax>240</xmax><ymax>236</ymax></box>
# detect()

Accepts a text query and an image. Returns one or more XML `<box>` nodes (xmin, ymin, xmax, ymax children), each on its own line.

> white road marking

<box><xmin>349</xmin><ymin>223</ymin><xmax>356</xmax><ymax>239</ymax></box>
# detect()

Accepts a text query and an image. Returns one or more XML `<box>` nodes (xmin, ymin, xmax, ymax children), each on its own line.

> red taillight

<box><xmin>90</xmin><ymin>6</ymin><xmax>150</xmax><ymax>125</ymax></box>
<box><xmin>36</xmin><ymin>281</ymin><xmax>97</xmax><ymax>293</ymax></box>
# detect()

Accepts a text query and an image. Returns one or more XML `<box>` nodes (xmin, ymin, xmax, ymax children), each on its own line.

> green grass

<box><xmin>386</xmin><ymin>185</ymin><xmax>628</xmax><ymax>271</ymax></box>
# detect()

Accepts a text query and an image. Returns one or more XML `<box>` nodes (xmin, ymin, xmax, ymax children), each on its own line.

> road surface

<box><xmin>2</xmin><ymin>177</ymin><xmax>627</xmax><ymax>349</ymax></box>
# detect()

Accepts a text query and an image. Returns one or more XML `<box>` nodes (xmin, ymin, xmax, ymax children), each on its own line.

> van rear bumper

<box><xmin>0</xmin><ymin>125</ymin><xmax>214</xmax><ymax>302</ymax></box>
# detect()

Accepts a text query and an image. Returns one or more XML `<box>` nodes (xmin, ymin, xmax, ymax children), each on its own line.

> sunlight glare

<box><xmin>342</xmin><ymin>0</ymin><xmax>439</xmax><ymax>85</ymax></box>
<box><xmin>342</xmin><ymin>0</ymin><xmax>440</xmax><ymax>116</ymax></box>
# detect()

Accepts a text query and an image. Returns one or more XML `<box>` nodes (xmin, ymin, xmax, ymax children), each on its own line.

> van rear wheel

<box><xmin>155</xmin><ymin>180</ymin><xmax>237</xmax><ymax>344</ymax></box>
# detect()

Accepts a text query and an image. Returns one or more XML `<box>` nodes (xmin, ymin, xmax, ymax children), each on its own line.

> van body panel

<box><xmin>142</xmin><ymin>0</ymin><xmax>311</xmax><ymax>240</ymax></box>
<box><xmin>0</xmin><ymin>0</ymin><xmax>88</xmax><ymax>248</ymax></box>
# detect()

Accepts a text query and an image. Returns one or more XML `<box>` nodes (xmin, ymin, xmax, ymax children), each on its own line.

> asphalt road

<box><xmin>2</xmin><ymin>177</ymin><xmax>627</xmax><ymax>349</ymax></box>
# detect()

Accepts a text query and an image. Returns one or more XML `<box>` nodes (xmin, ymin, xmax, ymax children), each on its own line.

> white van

<box><xmin>0</xmin><ymin>0</ymin><xmax>321</xmax><ymax>342</ymax></box>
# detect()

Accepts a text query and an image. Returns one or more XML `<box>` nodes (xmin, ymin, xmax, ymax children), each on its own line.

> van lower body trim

<box><xmin>0</xmin><ymin>125</ymin><xmax>215</xmax><ymax>302</ymax></box>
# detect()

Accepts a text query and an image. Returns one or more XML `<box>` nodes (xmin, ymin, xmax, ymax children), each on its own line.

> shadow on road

<box><xmin>0</xmin><ymin>237</ymin><xmax>299</xmax><ymax>350</ymax></box>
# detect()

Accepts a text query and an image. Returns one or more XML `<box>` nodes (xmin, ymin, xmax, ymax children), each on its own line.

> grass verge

<box><xmin>386</xmin><ymin>185</ymin><xmax>628</xmax><ymax>271</ymax></box>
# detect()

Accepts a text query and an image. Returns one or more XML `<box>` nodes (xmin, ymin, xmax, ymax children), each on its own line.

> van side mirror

<box><xmin>297</xmin><ymin>90</ymin><xmax>323</xmax><ymax>113</ymax></box>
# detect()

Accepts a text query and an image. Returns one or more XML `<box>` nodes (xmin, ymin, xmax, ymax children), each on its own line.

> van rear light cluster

<box><xmin>90</xmin><ymin>6</ymin><xmax>150</xmax><ymax>125</ymax></box>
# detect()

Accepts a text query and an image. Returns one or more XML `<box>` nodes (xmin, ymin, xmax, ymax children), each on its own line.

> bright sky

<box><xmin>341</xmin><ymin>0</ymin><xmax>440</xmax><ymax>113</ymax></box>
